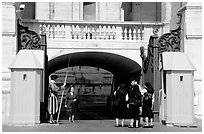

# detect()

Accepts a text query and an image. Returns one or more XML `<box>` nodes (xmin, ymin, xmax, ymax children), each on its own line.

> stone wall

<box><xmin>179</xmin><ymin>2</ymin><xmax>202</xmax><ymax>116</ymax></box>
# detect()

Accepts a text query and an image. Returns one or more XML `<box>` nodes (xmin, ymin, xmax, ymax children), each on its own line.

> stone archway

<box><xmin>48</xmin><ymin>51</ymin><xmax>142</xmax><ymax>82</ymax></box>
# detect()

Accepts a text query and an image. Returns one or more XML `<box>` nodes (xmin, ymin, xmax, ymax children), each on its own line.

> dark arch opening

<box><xmin>48</xmin><ymin>51</ymin><xmax>142</xmax><ymax>83</ymax></box>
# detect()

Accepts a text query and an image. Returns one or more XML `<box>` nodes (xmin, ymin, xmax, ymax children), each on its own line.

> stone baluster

<box><xmin>115</xmin><ymin>25</ymin><xmax>122</xmax><ymax>40</ymax></box>
<box><xmin>58</xmin><ymin>25</ymin><xmax>62</xmax><ymax>38</ymax></box>
<box><xmin>138</xmin><ymin>27</ymin><xmax>142</xmax><ymax>40</ymax></box>
<box><xmin>108</xmin><ymin>26</ymin><xmax>113</xmax><ymax>40</ymax></box>
<box><xmin>82</xmin><ymin>26</ymin><xmax>86</xmax><ymax>39</ymax></box>
<box><xmin>141</xmin><ymin>27</ymin><xmax>144</xmax><ymax>40</ymax></box>
<box><xmin>100</xmin><ymin>25</ymin><xmax>104</xmax><ymax>39</ymax></box>
<box><xmin>98</xmin><ymin>25</ymin><xmax>102</xmax><ymax>39</ymax></box>
<box><xmin>107</xmin><ymin>25</ymin><xmax>111</xmax><ymax>40</ymax></box>
<box><xmin>65</xmin><ymin>24</ymin><xmax>71</xmax><ymax>39</ymax></box>
<box><xmin>96</xmin><ymin>27</ymin><xmax>99</xmax><ymax>40</ymax></box>
<box><xmin>70</xmin><ymin>25</ymin><xmax>73</xmax><ymax>39</ymax></box>
<box><xmin>53</xmin><ymin>25</ymin><xmax>57</xmax><ymax>39</ymax></box>
<box><xmin>61</xmin><ymin>25</ymin><xmax>65</xmax><ymax>39</ymax></box>
<box><xmin>50</xmin><ymin>25</ymin><xmax>54</xmax><ymax>39</ymax></box>
<box><xmin>79</xmin><ymin>25</ymin><xmax>83</xmax><ymax>39</ymax></box>
<box><xmin>76</xmin><ymin>25</ymin><xmax>80</xmax><ymax>39</ymax></box>
<box><xmin>103</xmin><ymin>25</ymin><xmax>106</xmax><ymax>40</ymax></box>
<box><xmin>124</xmin><ymin>28</ymin><xmax>127</xmax><ymax>40</ymax></box>
<box><xmin>133</xmin><ymin>28</ymin><xmax>136</xmax><ymax>40</ymax></box>
<box><xmin>137</xmin><ymin>28</ymin><xmax>141</xmax><ymax>40</ymax></box>
<box><xmin>87</xmin><ymin>27</ymin><xmax>91</xmax><ymax>39</ymax></box>
<box><xmin>91</xmin><ymin>27</ymin><xmax>96</xmax><ymax>40</ymax></box>
<box><xmin>48</xmin><ymin>25</ymin><xmax>51</xmax><ymax>38</ymax></box>
<box><xmin>112</xmin><ymin>26</ymin><xmax>116</xmax><ymax>40</ymax></box>
<box><xmin>73</xmin><ymin>25</ymin><xmax>78</xmax><ymax>39</ymax></box>
<box><xmin>128</xmin><ymin>28</ymin><xmax>132</xmax><ymax>40</ymax></box>
<box><xmin>56</xmin><ymin>25</ymin><xmax>60</xmax><ymax>39</ymax></box>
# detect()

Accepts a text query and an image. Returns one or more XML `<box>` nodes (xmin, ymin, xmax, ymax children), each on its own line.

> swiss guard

<box><xmin>48</xmin><ymin>74</ymin><xmax>66</xmax><ymax>124</ymax></box>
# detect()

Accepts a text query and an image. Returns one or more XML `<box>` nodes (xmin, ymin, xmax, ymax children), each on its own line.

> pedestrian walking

<box><xmin>65</xmin><ymin>85</ymin><xmax>78</xmax><ymax>122</ymax></box>
<box><xmin>127</xmin><ymin>79</ymin><xmax>142</xmax><ymax>128</ymax></box>
<box><xmin>113</xmin><ymin>84</ymin><xmax>128</xmax><ymax>127</ymax></box>
<box><xmin>48</xmin><ymin>74</ymin><xmax>66</xmax><ymax>124</ymax></box>
<box><xmin>141</xmin><ymin>82</ymin><xmax>154</xmax><ymax>128</ymax></box>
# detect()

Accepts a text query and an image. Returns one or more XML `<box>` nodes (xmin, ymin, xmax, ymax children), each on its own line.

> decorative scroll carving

<box><xmin>18</xmin><ymin>21</ymin><xmax>41</xmax><ymax>51</ymax></box>
<box><xmin>157</xmin><ymin>26</ymin><xmax>181</xmax><ymax>54</ymax></box>
<box><xmin>140</xmin><ymin>26</ymin><xmax>181</xmax><ymax>73</ymax></box>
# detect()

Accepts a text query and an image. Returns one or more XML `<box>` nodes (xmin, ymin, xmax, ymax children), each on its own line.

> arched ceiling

<box><xmin>48</xmin><ymin>51</ymin><xmax>141</xmax><ymax>82</ymax></box>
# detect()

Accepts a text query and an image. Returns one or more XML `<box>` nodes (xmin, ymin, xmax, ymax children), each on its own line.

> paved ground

<box><xmin>2</xmin><ymin>118</ymin><xmax>202</xmax><ymax>132</ymax></box>
<box><xmin>2</xmin><ymin>103</ymin><xmax>202</xmax><ymax>132</ymax></box>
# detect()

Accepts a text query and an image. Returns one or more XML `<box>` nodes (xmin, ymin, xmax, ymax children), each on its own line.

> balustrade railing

<box><xmin>23</xmin><ymin>20</ymin><xmax>163</xmax><ymax>41</ymax></box>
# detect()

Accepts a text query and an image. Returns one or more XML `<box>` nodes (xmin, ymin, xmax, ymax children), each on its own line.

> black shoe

<box><xmin>115</xmin><ymin>125</ymin><xmax>119</xmax><ymax>127</ymax></box>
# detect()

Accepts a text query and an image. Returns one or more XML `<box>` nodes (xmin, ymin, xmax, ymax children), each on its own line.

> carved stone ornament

<box><xmin>18</xmin><ymin>21</ymin><xmax>41</xmax><ymax>51</ymax></box>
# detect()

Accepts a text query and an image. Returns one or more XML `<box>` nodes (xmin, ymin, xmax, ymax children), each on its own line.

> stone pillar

<box><xmin>121</xmin><ymin>8</ymin><xmax>124</xmax><ymax>22</ymax></box>
<box><xmin>95</xmin><ymin>2</ymin><xmax>99</xmax><ymax>21</ymax></box>
<box><xmin>35</xmin><ymin>2</ymin><xmax>50</xmax><ymax>20</ymax></box>
<box><xmin>98</xmin><ymin>2</ymin><xmax>106</xmax><ymax>21</ymax></box>
<box><xmin>72</xmin><ymin>2</ymin><xmax>80</xmax><ymax>21</ymax></box>
<box><xmin>106</xmin><ymin>2</ymin><xmax>121</xmax><ymax>21</ymax></box>
<box><xmin>178</xmin><ymin>2</ymin><xmax>202</xmax><ymax>117</ymax></box>
<box><xmin>161</xmin><ymin>2</ymin><xmax>171</xmax><ymax>33</ymax></box>
<box><xmin>2</xmin><ymin>2</ymin><xmax>17</xmax><ymax>124</ymax></box>
<box><xmin>79</xmin><ymin>2</ymin><xmax>83</xmax><ymax>21</ymax></box>
<box><xmin>54</xmin><ymin>2</ymin><xmax>72</xmax><ymax>21</ymax></box>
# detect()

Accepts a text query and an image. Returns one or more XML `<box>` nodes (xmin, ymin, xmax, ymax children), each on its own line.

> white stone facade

<box><xmin>1</xmin><ymin>2</ymin><xmax>202</xmax><ymax>124</ymax></box>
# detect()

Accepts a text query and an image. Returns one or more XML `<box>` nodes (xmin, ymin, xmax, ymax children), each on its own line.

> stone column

<box><xmin>79</xmin><ymin>2</ymin><xmax>83</xmax><ymax>21</ymax></box>
<box><xmin>2</xmin><ymin>2</ymin><xmax>17</xmax><ymax>124</ymax></box>
<box><xmin>120</xmin><ymin>7</ymin><xmax>124</xmax><ymax>22</ymax></box>
<box><xmin>35</xmin><ymin>2</ymin><xmax>50</xmax><ymax>20</ymax></box>
<box><xmin>95</xmin><ymin>2</ymin><xmax>99</xmax><ymax>21</ymax></box>
<box><xmin>106</xmin><ymin>2</ymin><xmax>121</xmax><ymax>21</ymax></box>
<box><xmin>98</xmin><ymin>2</ymin><xmax>106</xmax><ymax>21</ymax></box>
<box><xmin>72</xmin><ymin>2</ymin><xmax>80</xmax><ymax>21</ymax></box>
<box><xmin>54</xmin><ymin>2</ymin><xmax>72</xmax><ymax>21</ymax></box>
<box><xmin>161</xmin><ymin>2</ymin><xmax>171</xmax><ymax>33</ymax></box>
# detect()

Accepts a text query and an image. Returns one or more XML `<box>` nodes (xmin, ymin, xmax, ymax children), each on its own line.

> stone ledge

<box><xmin>185</xmin><ymin>35</ymin><xmax>202</xmax><ymax>39</ymax></box>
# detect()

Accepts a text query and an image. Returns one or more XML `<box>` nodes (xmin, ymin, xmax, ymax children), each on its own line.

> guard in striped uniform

<box><xmin>48</xmin><ymin>93</ymin><xmax>58</xmax><ymax>123</ymax></box>
<box><xmin>48</xmin><ymin>74</ymin><xmax>66</xmax><ymax>124</ymax></box>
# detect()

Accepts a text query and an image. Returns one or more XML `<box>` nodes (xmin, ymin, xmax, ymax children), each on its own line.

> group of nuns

<box><xmin>113</xmin><ymin>79</ymin><xmax>154</xmax><ymax>128</ymax></box>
